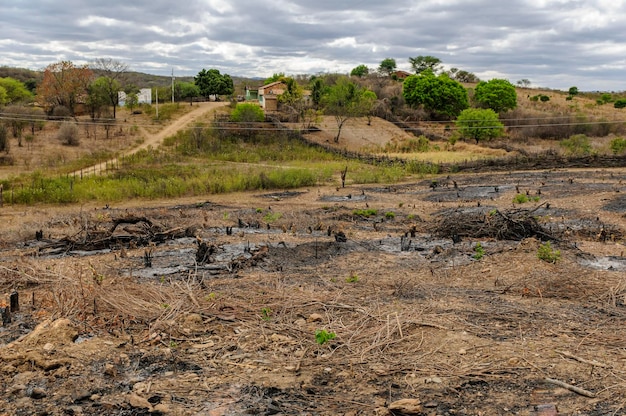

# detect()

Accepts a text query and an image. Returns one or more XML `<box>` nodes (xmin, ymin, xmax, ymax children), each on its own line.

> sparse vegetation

<box><xmin>472</xmin><ymin>242</ymin><xmax>485</xmax><ymax>260</ymax></box>
<box><xmin>353</xmin><ymin>208</ymin><xmax>377</xmax><ymax>217</ymax></box>
<box><xmin>610</xmin><ymin>137</ymin><xmax>626</xmax><ymax>155</ymax></box>
<box><xmin>560</xmin><ymin>134</ymin><xmax>592</xmax><ymax>155</ymax></box>
<box><xmin>315</xmin><ymin>329</ymin><xmax>336</xmax><ymax>345</ymax></box>
<box><xmin>537</xmin><ymin>241</ymin><xmax>561</xmax><ymax>263</ymax></box>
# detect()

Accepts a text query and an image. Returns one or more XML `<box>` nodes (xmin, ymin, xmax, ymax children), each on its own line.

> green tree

<box><xmin>0</xmin><ymin>77</ymin><xmax>33</xmax><ymax>104</ymax></box>
<box><xmin>402</xmin><ymin>72</ymin><xmax>468</xmax><ymax>118</ymax></box>
<box><xmin>309</xmin><ymin>77</ymin><xmax>326</xmax><ymax>107</ymax></box>
<box><xmin>408</xmin><ymin>55</ymin><xmax>442</xmax><ymax>74</ymax></box>
<box><xmin>264</xmin><ymin>72</ymin><xmax>286</xmax><ymax>85</ymax></box>
<box><xmin>177</xmin><ymin>81</ymin><xmax>200</xmax><ymax>105</ymax></box>
<box><xmin>455</xmin><ymin>108</ymin><xmax>504</xmax><ymax>144</ymax></box>
<box><xmin>321</xmin><ymin>77</ymin><xmax>374</xmax><ymax>142</ymax></box>
<box><xmin>568</xmin><ymin>86</ymin><xmax>579</xmax><ymax>96</ymax></box>
<box><xmin>378</xmin><ymin>58</ymin><xmax>397</xmax><ymax>76</ymax></box>
<box><xmin>124</xmin><ymin>84</ymin><xmax>140</xmax><ymax>112</ymax></box>
<box><xmin>90</xmin><ymin>58</ymin><xmax>127</xmax><ymax>118</ymax></box>
<box><xmin>194</xmin><ymin>69</ymin><xmax>234</xmax><ymax>100</ymax></box>
<box><xmin>350</xmin><ymin>65</ymin><xmax>369</xmax><ymax>78</ymax></box>
<box><xmin>474</xmin><ymin>79</ymin><xmax>517</xmax><ymax>113</ymax></box>
<box><xmin>87</xmin><ymin>77</ymin><xmax>112</xmax><ymax>119</ymax></box>
<box><xmin>359</xmin><ymin>90</ymin><xmax>378</xmax><ymax>125</ymax></box>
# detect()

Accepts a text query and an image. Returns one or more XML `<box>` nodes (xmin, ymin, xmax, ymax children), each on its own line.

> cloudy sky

<box><xmin>2</xmin><ymin>0</ymin><xmax>625</xmax><ymax>91</ymax></box>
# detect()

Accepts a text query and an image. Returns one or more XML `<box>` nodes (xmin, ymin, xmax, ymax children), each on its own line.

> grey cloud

<box><xmin>1</xmin><ymin>0</ymin><xmax>625</xmax><ymax>90</ymax></box>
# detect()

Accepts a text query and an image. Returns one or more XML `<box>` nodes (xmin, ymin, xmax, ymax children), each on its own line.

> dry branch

<box><xmin>544</xmin><ymin>377</ymin><xmax>596</xmax><ymax>398</ymax></box>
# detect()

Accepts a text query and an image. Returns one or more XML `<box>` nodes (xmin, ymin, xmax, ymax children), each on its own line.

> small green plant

<box><xmin>261</xmin><ymin>307</ymin><xmax>272</xmax><ymax>321</ymax></box>
<box><xmin>345</xmin><ymin>273</ymin><xmax>359</xmax><ymax>283</ymax></box>
<box><xmin>353</xmin><ymin>208</ymin><xmax>377</xmax><ymax>217</ymax></box>
<box><xmin>407</xmin><ymin>214</ymin><xmax>415</xmax><ymax>220</ymax></box>
<box><xmin>385</xmin><ymin>211</ymin><xmax>396</xmax><ymax>219</ymax></box>
<box><xmin>169</xmin><ymin>341</ymin><xmax>178</xmax><ymax>349</ymax></box>
<box><xmin>609</xmin><ymin>137</ymin><xmax>626</xmax><ymax>155</ymax></box>
<box><xmin>513</xmin><ymin>194</ymin><xmax>530</xmax><ymax>204</ymax></box>
<box><xmin>560</xmin><ymin>134</ymin><xmax>592</xmax><ymax>156</ymax></box>
<box><xmin>222</xmin><ymin>212</ymin><xmax>230</xmax><ymax>220</ymax></box>
<box><xmin>488</xmin><ymin>209</ymin><xmax>498</xmax><ymax>216</ymax></box>
<box><xmin>537</xmin><ymin>241</ymin><xmax>561</xmax><ymax>263</ymax></box>
<box><xmin>315</xmin><ymin>329</ymin><xmax>336</xmax><ymax>345</ymax></box>
<box><xmin>256</xmin><ymin>207</ymin><xmax>264</xmax><ymax>213</ymax></box>
<box><xmin>472</xmin><ymin>242</ymin><xmax>485</xmax><ymax>260</ymax></box>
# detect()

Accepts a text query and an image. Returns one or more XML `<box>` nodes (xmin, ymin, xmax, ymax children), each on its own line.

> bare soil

<box><xmin>1</xmin><ymin>166</ymin><xmax>626</xmax><ymax>415</ymax></box>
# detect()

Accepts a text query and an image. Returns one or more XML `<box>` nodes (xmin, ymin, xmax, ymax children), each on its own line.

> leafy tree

<box><xmin>350</xmin><ymin>65</ymin><xmax>369</xmax><ymax>78</ymax></box>
<box><xmin>309</xmin><ymin>77</ymin><xmax>326</xmax><ymax>107</ymax></box>
<box><xmin>277</xmin><ymin>77</ymin><xmax>303</xmax><ymax>106</ymax></box>
<box><xmin>0</xmin><ymin>77</ymin><xmax>33</xmax><ymax>104</ymax></box>
<box><xmin>177</xmin><ymin>81</ymin><xmax>200</xmax><ymax>105</ymax></box>
<box><xmin>517</xmin><ymin>79</ymin><xmax>531</xmax><ymax>88</ymax></box>
<box><xmin>37</xmin><ymin>61</ymin><xmax>93</xmax><ymax>116</ymax></box>
<box><xmin>124</xmin><ymin>84</ymin><xmax>140</xmax><ymax>111</ymax></box>
<box><xmin>90</xmin><ymin>58</ymin><xmax>127</xmax><ymax>118</ymax></box>
<box><xmin>474</xmin><ymin>79</ymin><xmax>517</xmax><ymax>113</ymax></box>
<box><xmin>231</xmin><ymin>103</ymin><xmax>265</xmax><ymax>122</ymax></box>
<box><xmin>359</xmin><ymin>90</ymin><xmax>378</xmax><ymax>125</ymax></box>
<box><xmin>568</xmin><ymin>86</ymin><xmax>579</xmax><ymax>96</ymax></box>
<box><xmin>194</xmin><ymin>69</ymin><xmax>234</xmax><ymax>99</ymax></box>
<box><xmin>455</xmin><ymin>108</ymin><xmax>504</xmax><ymax>144</ymax></box>
<box><xmin>87</xmin><ymin>77</ymin><xmax>112</xmax><ymax>119</ymax></box>
<box><xmin>321</xmin><ymin>77</ymin><xmax>375</xmax><ymax>142</ymax></box>
<box><xmin>447</xmin><ymin>68</ymin><xmax>480</xmax><ymax>83</ymax></box>
<box><xmin>264</xmin><ymin>72</ymin><xmax>286</xmax><ymax>85</ymax></box>
<box><xmin>402</xmin><ymin>72</ymin><xmax>469</xmax><ymax>119</ymax></box>
<box><xmin>408</xmin><ymin>55</ymin><xmax>442</xmax><ymax>74</ymax></box>
<box><xmin>378</xmin><ymin>58</ymin><xmax>397</xmax><ymax>76</ymax></box>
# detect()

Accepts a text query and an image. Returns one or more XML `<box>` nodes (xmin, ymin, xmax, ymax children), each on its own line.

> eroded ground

<box><xmin>1</xmin><ymin>168</ymin><xmax>625</xmax><ymax>416</ymax></box>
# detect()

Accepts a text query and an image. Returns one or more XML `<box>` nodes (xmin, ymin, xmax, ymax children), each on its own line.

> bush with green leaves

<box><xmin>614</xmin><ymin>99</ymin><xmax>626</xmax><ymax>109</ymax></box>
<box><xmin>560</xmin><ymin>134</ymin><xmax>592</xmax><ymax>156</ymax></box>
<box><xmin>0</xmin><ymin>124</ymin><xmax>9</xmax><ymax>153</ymax></box>
<box><xmin>540</xmin><ymin>95</ymin><xmax>550</xmax><ymax>102</ymax></box>
<box><xmin>474</xmin><ymin>79</ymin><xmax>517</xmax><ymax>113</ymax></box>
<box><xmin>455</xmin><ymin>108</ymin><xmax>504</xmax><ymax>144</ymax></box>
<box><xmin>402</xmin><ymin>72</ymin><xmax>469</xmax><ymax>118</ymax></box>
<box><xmin>537</xmin><ymin>242</ymin><xmax>560</xmax><ymax>263</ymax></box>
<box><xmin>472</xmin><ymin>242</ymin><xmax>485</xmax><ymax>260</ymax></box>
<box><xmin>610</xmin><ymin>137</ymin><xmax>626</xmax><ymax>155</ymax></box>
<box><xmin>230</xmin><ymin>103</ymin><xmax>265</xmax><ymax>122</ymax></box>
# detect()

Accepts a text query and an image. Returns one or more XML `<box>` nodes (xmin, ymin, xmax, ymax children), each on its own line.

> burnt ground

<box><xmin>0</xmin><ymin>168</ymin><xmax>626</xmax><ymax>415</ymax></box>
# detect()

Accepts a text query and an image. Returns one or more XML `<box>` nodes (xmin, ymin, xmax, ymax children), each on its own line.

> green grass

<box><xmin>1</xmin><ymin>127</ymin><xmax>444</xmax><ymax>205</ymax></box>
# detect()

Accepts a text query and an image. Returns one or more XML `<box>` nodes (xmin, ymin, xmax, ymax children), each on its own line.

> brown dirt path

<box><xmin>75</xmin><ymin>101</ymin><xmax>228</xmax><ymax>176</ymax></box>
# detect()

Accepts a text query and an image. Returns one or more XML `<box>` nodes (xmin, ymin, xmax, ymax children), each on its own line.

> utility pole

<box><xmin>171</xmin><ymin>68</ymin><xmax>175</xmax><ymax>103</ymax></box>
<box><xmin>156</xmin><ymin>88</ymin><xmax>159</xmax><ymax>119</ymax></box>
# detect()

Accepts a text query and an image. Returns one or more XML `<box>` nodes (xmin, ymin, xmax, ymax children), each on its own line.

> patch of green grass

<box><xmin>513</xmin><ymin>194</ymin><xmax>540</xmax><ymax>204</ymax></box>
<box><xmin>263</xmin><ymin>212</ymin><xmax>282</xmax><ymax>223</ymax></box>
<box><xmin>345</xmin><ymin>273</ymin><xmax>359</xmax><ymax>283</ymax></box>
<box><xmin>385</xmin><ymin>211</ymin><xmax>395</xmax><ymax>219</ymax></box>
<box><xmin>353</xmin><ymin>208</ymin><xmax>378</xmax><ymax>217</ymax></box>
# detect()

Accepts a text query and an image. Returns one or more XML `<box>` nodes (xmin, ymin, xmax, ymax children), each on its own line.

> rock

<box><xmin>71</xmin><ymin>390</ymin><xmax>92</xmax><ymax>402</ymax></box>
<box><xmin>128</xmin><ymin>393</ymin><xmax>153</xmax><ymax>411</ymax></box>
<box><xmin>28</xmin><ymin>387</ymin><xmax>47</xmax><ymax>399</ymax></box>
<box><xmin>388</xmin><ymin>398</ymin><xmax>422</xmax><ymax>415</ymax></box>
<box><xmin>294</xmin><ymin>318</ymin><xmax>306</xmax><ymax>327</ymax></box>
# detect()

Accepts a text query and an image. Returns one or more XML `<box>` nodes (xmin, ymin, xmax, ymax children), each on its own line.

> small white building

<box><xmin>118</xmin><ymin>88</ymin><xmax>152</xmax><ymax>106</ymax></box>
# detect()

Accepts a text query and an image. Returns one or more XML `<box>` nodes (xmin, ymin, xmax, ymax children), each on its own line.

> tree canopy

<box><xmin>408</xmin><ymin>55</ymin><xmax>442</xmax><ymax>74</ymax></box>
<box><xmin>321</xmin><ymin>77</ymin><xmax>377</xmax><ymax>142</ymax></box>
<box><xmin>0</xmin><ymin>77</ymin><xmax>33</xmax><ymax>104</ymax></box>
<box><xmin>90</xmin><ymin>58</ymin><xmax>127</xmax><ymax>118</ymax></box>
<box><xmin>474</xmin><ymin>79</ymin><xmax>517</xmax><ymax>113</ymax></box>
<box><xmin>177</xmin><ymin>81</ymin><xmax>200</xmax><ymax>105</ymax></box>
<box><xmin>350</xmin><ymin>65</ymin><xmax>369</xmax><ymax>78</ymax></box>
<box><xmin>402</xmin><ymin>72</ymin><xmax>468</xmax><ymax>118</ymax></box>
<box><xmin>455</xmin><ymin>108</ymin><xmax>504</xmax><ymax>144</ymax></box>
<box><xmin>378</xmin><ymin>58</ymin><xmax>397</xmax><ymax>76</ymax></box>
<box><xmin>37</xmin><ymin>61</ymin><xmax>93</xmax><ymax>116</ymax></box>
<box><xmin>194</xmin><ymin>69</ymin><xmax>234</xmax><ymax>99</ymax></box>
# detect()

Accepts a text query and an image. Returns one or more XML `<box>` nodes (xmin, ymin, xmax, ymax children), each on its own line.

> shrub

<box><xmin>472</xmin><ymin>242</ymin><xmax>485</xmax><ymax>260</ymax></box>
<box><xmin>231</xmin><ymin>103</ymin><xmax>265</xmax><ymax>122</ymax></box>
<box><xmin>57</xmin><ymin>122</ymin><xmax>80</xmax><ymax>146</ymax></box>
<box><xmin>560</xmin><ymin>134</ymin><xmax>592</xmax><ymax>155</ymax></box>
<box><xmin>353</xmin><ymin>208</ymin><xmax>377</xmax><ymax>217</ymax></box>
<box><xmin>385</xmin><ymin>211</ymin><xmax>396</xmax><ymax>219</ymax></box>
<box><xmin>539</xmin><ymin>95</ymin><xmax>550</xmax><ymax>102</ymax></box>
<box><xmin>614</xmin><ymin>99</ymin><xmax>626</xmax><ymax>109</ymax></box>
<box><xmin>610</xmin><ymin>137</ymin><xmax>626</xmax><ymax>155</ymax></box>
<box><xmin>537</xmin><ymin>242</ymin><xmax>560</xmax><ymax>263</ymax></box>
<box><xmin>455</xmin><ymin>108</ymin><xmax>504</xmax><ymax>144</ymax></box>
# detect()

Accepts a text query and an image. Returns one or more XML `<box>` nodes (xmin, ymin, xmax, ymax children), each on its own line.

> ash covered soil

<box><xmin>1</xmin><ymin>168</ymin><xmax>626</xmax><ymax>416</ymax></box>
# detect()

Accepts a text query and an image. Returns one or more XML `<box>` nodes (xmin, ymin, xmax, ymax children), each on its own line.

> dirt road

<box><xmin>77</xmin><ymin>101</ymin><xmax>228</xmax><ymax>176</ymax></box>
